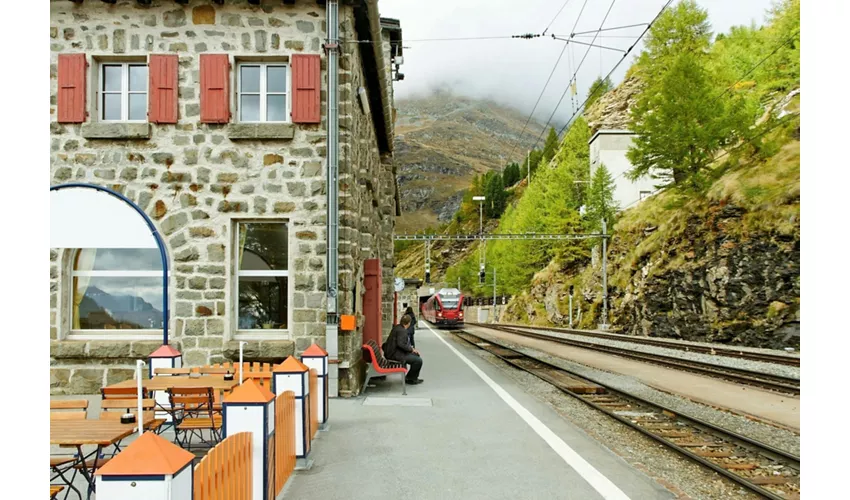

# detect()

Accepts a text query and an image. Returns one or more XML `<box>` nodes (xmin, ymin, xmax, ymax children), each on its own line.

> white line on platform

<box><xmin>425</xmin><ymin>323</ymin><xmax>631</xmax><ymax>500</ymax></box>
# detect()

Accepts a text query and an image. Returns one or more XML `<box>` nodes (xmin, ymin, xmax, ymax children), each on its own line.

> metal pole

<box><xmin>492</xmin><ymin>267</ymin><xmax>496</xmax><ymax>323</ymax></box>
<box><xmin>526</xmin><ymin>150</ymin><xmax>530</xmax><ymax>185</ymax></box>
<box><xmin>479</xmin><ymin>202</ymin><xmax>483</xmax><ymax>235</ymax></box>
<box><xmin>135</xmin><ymin>360</ymin><xmax>144</xmax><ymax>438</ymax></box>
<box><xmin>239</xmin><ymin>341</ymin><xmax>246</xmax><ymax>385</ymax></box>
<box><xmin>326</xmin><ymin>0</ymin><xmax>340</xmax><ymax>397</ymax></box>
<box><xmin>569</xmin><ymin>294</ymin><xmax>573</xmax><ymax>328</ymax></box>
<box><xmin>601</xmin><ymin>218</ymin><xmax>609</xmax><ymax>329</ymax></box>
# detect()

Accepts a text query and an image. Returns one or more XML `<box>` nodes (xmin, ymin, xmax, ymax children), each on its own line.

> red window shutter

<box><xmin>200</xmin><ymin>54</ymin><xmax>231</xmax><ymax>124</ymax></box>
<box><xmin>57</xmin><ymin>54</ymin><xmax>87</xmax><ymax>124</ymax></box>
<box><xmin>291</xmin><ymin>54</ymin><xmax>321</xmax><ymax>124</ymax></box>
<box><xmin>148</xmin><ymin>54</ymin><xmax>178</xmax><ymax>124</ymax></box>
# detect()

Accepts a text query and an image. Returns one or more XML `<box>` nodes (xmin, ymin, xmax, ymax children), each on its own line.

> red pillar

<box><xmin>363</xmin><ymin>259</ymin><xmax>383</xmax><ymax>346</ymax></box>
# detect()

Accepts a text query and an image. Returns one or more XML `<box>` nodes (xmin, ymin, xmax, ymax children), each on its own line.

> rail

<box><xmin>456</xmin><ymin>330</ymin><xmax>800</xmax><ymax>500</ymax></box>
<box><xmin>473</xmin><ymin>322</ymin><xmax>800</xmax><ymax>367</ymax></box>
<box><xmin>471</xmin><ymin>323</ymin><xmax>800</xmax><ymax>395</ymax></box>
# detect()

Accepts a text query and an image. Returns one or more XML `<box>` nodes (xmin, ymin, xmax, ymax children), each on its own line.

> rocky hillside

<box><xmin>503</xmin><ymin>91</ymin><xmax>801</xmax><ymax>349</ymax></box>
<box><xmin>394</xmin><ymin>90</ymin><xmax>545</xmax><ymax>232</ymax></box>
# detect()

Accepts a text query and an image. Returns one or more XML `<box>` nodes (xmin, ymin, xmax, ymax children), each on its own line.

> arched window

<box><xmin>70</xmin><ymin>248</ymin><xmax>164</xmax><ymax>335</ymax></box>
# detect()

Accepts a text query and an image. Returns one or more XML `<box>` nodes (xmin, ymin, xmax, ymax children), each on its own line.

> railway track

<box><xmin>455</xmin><ymin>330</ymin><xmax>801</xmax><ymax>500</ymax></box>
<box><xmin>469</xmin><ymin>323</ymin><xmax>800</xmax><ymax>395</ymax></box>
<box><xmin>468</xmin><ymin>322</ymin><xmax>799</xmax><ymax>367</ymax></box>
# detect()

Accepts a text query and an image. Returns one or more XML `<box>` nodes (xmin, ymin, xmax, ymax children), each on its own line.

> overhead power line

<box><xmin>556</xmin><ymin>0</ymin><xmax>675</xmax><ymax>137</ymax></box>
<box><xmin>712</xmin><ymin>29</ymin><xmax>800</xmax><ymax>103</ymax></box>
<box><xmin>542</xmin><ymin>0</ymin><xmax>573</xmax><ymax>36</ymax></box>
<box><xmin>531</xmin><ymin>0</ymin><xmax>619</xmax><ymax>152</ymax></box>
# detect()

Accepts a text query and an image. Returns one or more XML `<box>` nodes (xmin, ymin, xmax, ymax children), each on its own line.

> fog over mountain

<box><xmin>380</xmin><ymin>0</ymin><xmax>776</xmax><ymax>126</ymax></box>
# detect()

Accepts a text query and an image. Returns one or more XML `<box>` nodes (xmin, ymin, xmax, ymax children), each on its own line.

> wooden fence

<box><xmin>274</xmin><ymin>391</ymin><xmax>296</xmax><ymax>496</ymax></box>
<box><xmin>194</xmin><ymin>431</ymin><xmax>252</xmax><ymax>500</ymax></box>
<box><xmin>309</xmin><ymin>369</ymin><xmax>319</xmax><ymax>439</ymax></box>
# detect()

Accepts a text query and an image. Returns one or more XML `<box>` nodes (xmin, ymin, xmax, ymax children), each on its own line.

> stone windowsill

<box><xmin>227</xmin><ymin>123</ymin><xmax>295</xmax><ymax>140</ymax></box>
<box><xmin>81</xmin><ymin>122</ymin><xmax>152</xmax><ymax>140</ymax></box>
<box><xmin>50</xmin><ymin>339</ymin><xmax>163</xmax><ymax>360</ymax></box>
<box><xmin>223</xmin><ymin>340</ymin><xmax>295</xmax><ymax>362</ymax></box>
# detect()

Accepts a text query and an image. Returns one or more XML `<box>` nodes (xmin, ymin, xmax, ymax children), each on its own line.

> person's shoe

<box><xmin>405</xmin><ymin>378</ymin><xmax>423</xmax><ymax>385</ymax></box>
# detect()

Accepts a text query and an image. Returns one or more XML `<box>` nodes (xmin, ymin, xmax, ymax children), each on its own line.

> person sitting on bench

<box><xmin>383</xmin><ymin>314</ymin><xmax>423</xmax><ymax>385</ymax></box>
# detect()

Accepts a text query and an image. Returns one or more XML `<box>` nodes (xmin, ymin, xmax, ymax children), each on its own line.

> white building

<box><xmin>589</xmin><ymin>130</ymin><xmax>657</xmax><ymax>211</ymax></box>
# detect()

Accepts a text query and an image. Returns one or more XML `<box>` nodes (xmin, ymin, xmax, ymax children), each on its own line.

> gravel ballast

<box><xmin>451</xmin><ymin>336</ymin><xmax>768</xmax><ymax>500</ymax></box>
<box><xmin>511</xmin><ymin>326</ymin><xmax>801</xmax><ymax>379</ymax></box>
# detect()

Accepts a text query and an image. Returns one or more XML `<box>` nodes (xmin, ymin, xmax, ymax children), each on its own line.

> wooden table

<box><xmin>106</xmin><ymin>375</ymin><xmax>240</xmax><ymax>392</ymax></box>
<box><xmin>51</xmin><ymin>418</ymin><xmax>155</xmax><ymax>500</ymax></box>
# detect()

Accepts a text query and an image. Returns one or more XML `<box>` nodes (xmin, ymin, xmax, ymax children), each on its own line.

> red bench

<box><xmin>362</xmin><ymin>340</ymin><xmax>408</xmax><ymax>395</ymax></box>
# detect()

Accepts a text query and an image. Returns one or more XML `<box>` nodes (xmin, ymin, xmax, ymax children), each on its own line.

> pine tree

<box><xmin>584</xmin><ymin>164</ymin><xmax>618</xmax><ymax>233</ymax></box>
<box><xmin>502</xmin><ymin>162</ymin><xmax>520</xmax><ymax>187</ymax></box>
<box><xmin>626</xmin><ymin>0</ymin><xmax>749</xmax><ymax>188</ymax></box>
<box><xmin>585</xmin><ymin>76</ymin><xmax>613</xmax><ymax>109</ymax></box>
<box><xmin>542</xmin><ymin>128</ymin><xmax>559</xmax><ymax>165</ymax></box>
<box><xmin>484</xmin><ymin>172</ymin><xmax>507</xmax><ymax>218</ymax></box>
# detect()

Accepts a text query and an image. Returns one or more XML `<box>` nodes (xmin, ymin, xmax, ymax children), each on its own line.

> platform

<box><xmin>283</xmin><ymin>323</ymin><xmax>674</xmax><ymax>499</ymax></box>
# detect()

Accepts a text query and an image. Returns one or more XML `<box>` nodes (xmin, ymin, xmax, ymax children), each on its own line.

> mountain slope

<box><xmin>394</xmin><ymin>90</ymin><xmax>546</xmax><ymax>232</ymax></box>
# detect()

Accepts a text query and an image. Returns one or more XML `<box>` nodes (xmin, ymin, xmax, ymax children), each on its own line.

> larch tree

<box><xmin>584</xmin><ymin>164</ymin><xmax>619</xmax><ymax>234</ymax></box>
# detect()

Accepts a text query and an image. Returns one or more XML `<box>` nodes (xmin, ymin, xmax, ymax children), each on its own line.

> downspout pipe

<box><xmin>326</xmin><ymin>0</ymin><xmax>340</xmax><ymax>398</ymax></box>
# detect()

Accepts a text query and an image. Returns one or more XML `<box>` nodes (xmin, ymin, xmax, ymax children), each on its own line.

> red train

<box><xmin>421</xmin><ymin>288</ymin><xmax>465</xmax><ymax>328</ymax></box>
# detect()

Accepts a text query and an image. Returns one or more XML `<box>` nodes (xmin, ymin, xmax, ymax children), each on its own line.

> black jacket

<box><xmin>406</xmin><ymin>313</ymin><xmax>417</xmax><ymax>348</ymax></box>
<box><xmin>383</xmin><ymin>324</ymin><xmax>413</xmax><ymax>363</ymax></box>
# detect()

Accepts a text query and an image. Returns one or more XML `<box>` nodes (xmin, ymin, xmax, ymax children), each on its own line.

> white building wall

<box><xmin>589</xmin><ymin>132</ymin><xmax>657</xmax><ymax>211</ymax></box>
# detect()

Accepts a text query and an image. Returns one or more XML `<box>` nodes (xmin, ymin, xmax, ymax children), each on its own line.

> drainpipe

<box><xmin>326</xmin><ymin>0</ymin><xmax>340</xmax><ymax>397</ymax></box>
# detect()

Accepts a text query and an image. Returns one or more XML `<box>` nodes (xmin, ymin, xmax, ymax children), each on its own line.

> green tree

<box><xmin>585</xmin><ymin>76</ymin><xmax>613</xmax><ymax>109</ymax></box>
<box><xmin>542</xmin><ymin>128</ymin><xmax>559</xmax><ymax>165</ymax></box>
<box><xmin>503</xmin><ymin>162</ymin><xmax>521</xmax><ymax>187</ymax></box>
<box><xmin>627</xmin><ymin>52</ymin><xmax>747</xmax><ymax>187</ymax></box>
<box><xmin>484</xmin><ymin>172</ymin><xmax>507</xmax><ymax>218</ymax></box>
<box><xmin>583</xmin><ymin>164</ymin><xmax>619</xmax><ymax>233</ymax></box>
<box><xmin>642</xmin><ymin>0</ymin><xmax>712</xmax><ymax>67</ymax></box>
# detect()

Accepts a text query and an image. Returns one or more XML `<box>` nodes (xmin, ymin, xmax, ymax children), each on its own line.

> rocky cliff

<box><xmin>394</xmin><ymin>90</ymin><xmax>545</xmax><ymax>232</ymax></box>
<box><xmin>503</xmin><ymin>102</ymin><xmax>801</xmax><ymax>349</ymax></box>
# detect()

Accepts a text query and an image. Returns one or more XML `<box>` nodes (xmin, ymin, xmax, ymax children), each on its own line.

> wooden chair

<box><xmin>101</xmin><ymin>386</ymin><xmax>149</xmax><ymax>400</ymax></box>
<box><xmin>50</xmin><ymin>401</ymin><xmax>87</xmax><ymax>500</ymax></box>
<box><xmin>153</xmin><ymin>367</ymin><xmax>190</xmax><ymax>376</ymax></box>
<box><xmin>167</xmin><ymin>387</ymin><xmax>222</xmax><ymax>450</ymax></box>
<box><xmin>50</xmin><ymin>485</ymin><xmax>64</xmax><ymax>499</ymax></box>
<box><xmin>50</xmin><ymin>400</ymin><xmax>88</xmax><ymax>421</ymax></box>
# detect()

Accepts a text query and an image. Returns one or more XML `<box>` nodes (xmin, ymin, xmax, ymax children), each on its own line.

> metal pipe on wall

<box><xmin>326</xmin><ymin>0</ymin><xmax>340</xmax><ymax>397</ymax></box>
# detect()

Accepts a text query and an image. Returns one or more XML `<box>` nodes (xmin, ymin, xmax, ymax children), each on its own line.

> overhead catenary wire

<box><xmin>542</xmin><ymin>0</ymin><xmax>573</xmax><ymax>36</ymax></box>
<box><xmin>529</xmin><ymin>0</ymin><xmax>619</xmax><ymax>152</ymax></box>
<box><xmin>556</xmin><ymin>0</ymin><xmax>675</xmax><ymax>138</ymax></box>
<box><xmin>505</xmin><ymin>0</ymin><xmax>588</xmax><ymax>163</ymax></box>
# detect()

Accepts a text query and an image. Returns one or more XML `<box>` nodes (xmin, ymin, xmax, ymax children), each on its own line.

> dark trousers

<box><xmin>404</xmin><ymin>353</ymin><xmax>423</xmax><ymax>381</ymax></box>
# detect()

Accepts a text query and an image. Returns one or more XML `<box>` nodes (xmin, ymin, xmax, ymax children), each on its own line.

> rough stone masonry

<box><xmin>49</xmin><ymin>0</ymin><xmax>399</xmax><ymax>396</ymax></box>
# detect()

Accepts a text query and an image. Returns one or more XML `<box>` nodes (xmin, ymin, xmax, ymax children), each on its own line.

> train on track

<box><xmin>421</xmin><ymin>288</ymin><xmax>465</xmax><ymax>328</ymax></box>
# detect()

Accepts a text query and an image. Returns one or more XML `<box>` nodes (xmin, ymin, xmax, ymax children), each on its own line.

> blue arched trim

<box><xmin>50</xmin><ymin>183</ymin><xmax>170</xmax><ymax>345</ymax></box>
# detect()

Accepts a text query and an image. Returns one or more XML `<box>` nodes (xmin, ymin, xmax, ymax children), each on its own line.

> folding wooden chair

<box><xmin>50</xmin><ymin>401</ymin><xmax>87</xmax><ymax>500</ymax></box>
<box><xmin>101</xmin><ymin>386</ymin><xmax>148</xmax><ymax>400</ymax></box>
<box><xmin>167</xmin><ymin>387</ymin><xmax>222</xmax><ymax>450</ymax></box>
<box><xmin>98</xmin><ymin>398</ymin><xmax>166</xmax><ymax>455</ymax></box>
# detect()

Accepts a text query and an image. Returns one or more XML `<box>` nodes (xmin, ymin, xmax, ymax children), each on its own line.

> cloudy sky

<box><xmin>379</xmin><ymin>0</ymin><xmax>776</xmax><ymax>127</ymax></box>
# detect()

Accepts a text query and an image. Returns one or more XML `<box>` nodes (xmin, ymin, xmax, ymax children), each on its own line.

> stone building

<box><xmin>49</xmin><ymin>0</ymin><xmax>403</xmax><ymax>397</ymax></box>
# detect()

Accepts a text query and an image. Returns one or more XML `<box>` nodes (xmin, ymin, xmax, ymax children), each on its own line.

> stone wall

<box><xmin>49</xmin><ymin>0</ymin><xmax>396</xmax><ymax>395</ymax></box>
<box><xmin>333</xmin><ymin>17</ymin><xmax>397</xmax><ymax>397</ymax></box>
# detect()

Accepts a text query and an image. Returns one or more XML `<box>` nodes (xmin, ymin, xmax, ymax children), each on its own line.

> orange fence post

<box><xmin>309</xmin><ymin>369</ymin><xmax>319</xmax><ymax>440</ymax></box>
<box><xmin>274</xmin><ymin>391</ymin><xmax>296</xmax><ymax>496</ymax></box>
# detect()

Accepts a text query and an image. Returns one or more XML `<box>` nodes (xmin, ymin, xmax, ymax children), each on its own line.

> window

<box><xmin>236</xmin><ymin>222</ymin><xmax>290</xmax><ymax>332</ymax></box>
<box><xmin>99</xmin><ymin>62</ymin><xmax>148</xmax><ymax>122</ymax></box>
<box><xmin>237</xmin><ymin>63</ymin><xmax>289</xmax><ymax>123</ymax></box>
<box><xmin>70</xmin><ymin>249</ymin><xmax>163</xmax><ymax>336</ymax></box>
<box><xmin>639</xmin><ymin>190</ymin><xmax>653</xmax><ymax>201</ymax></box>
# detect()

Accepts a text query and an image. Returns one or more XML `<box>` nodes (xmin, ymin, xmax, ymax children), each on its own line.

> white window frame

<box><xmin>67</xmin><ymin>249</ymin><xmax>162</xmax><ymax>341</ymax></box>
<box><xmin>98</xmin><ymin>62</ymin><xmax>148</xmax><ymax>123</ymax></box>
<box><xmin>233</xmin><ymin>220</ymin><xmax>293</xmax><ymax>340</ymax></box>
<box><xmin>236</xmin><ymin>62</ymin><xmax>291</xmax><ymax>123</ymax></box>
<box><xmin>639</xmin><ymin>190</ymin><xmax>653</xmax><ymax>201</ymax></box>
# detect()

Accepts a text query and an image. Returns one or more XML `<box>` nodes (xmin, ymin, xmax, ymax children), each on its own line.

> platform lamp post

<box><xmin>473</xmin><ymin>195</ymin><xmax>486</xmax><ymax>284</ymax></box>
